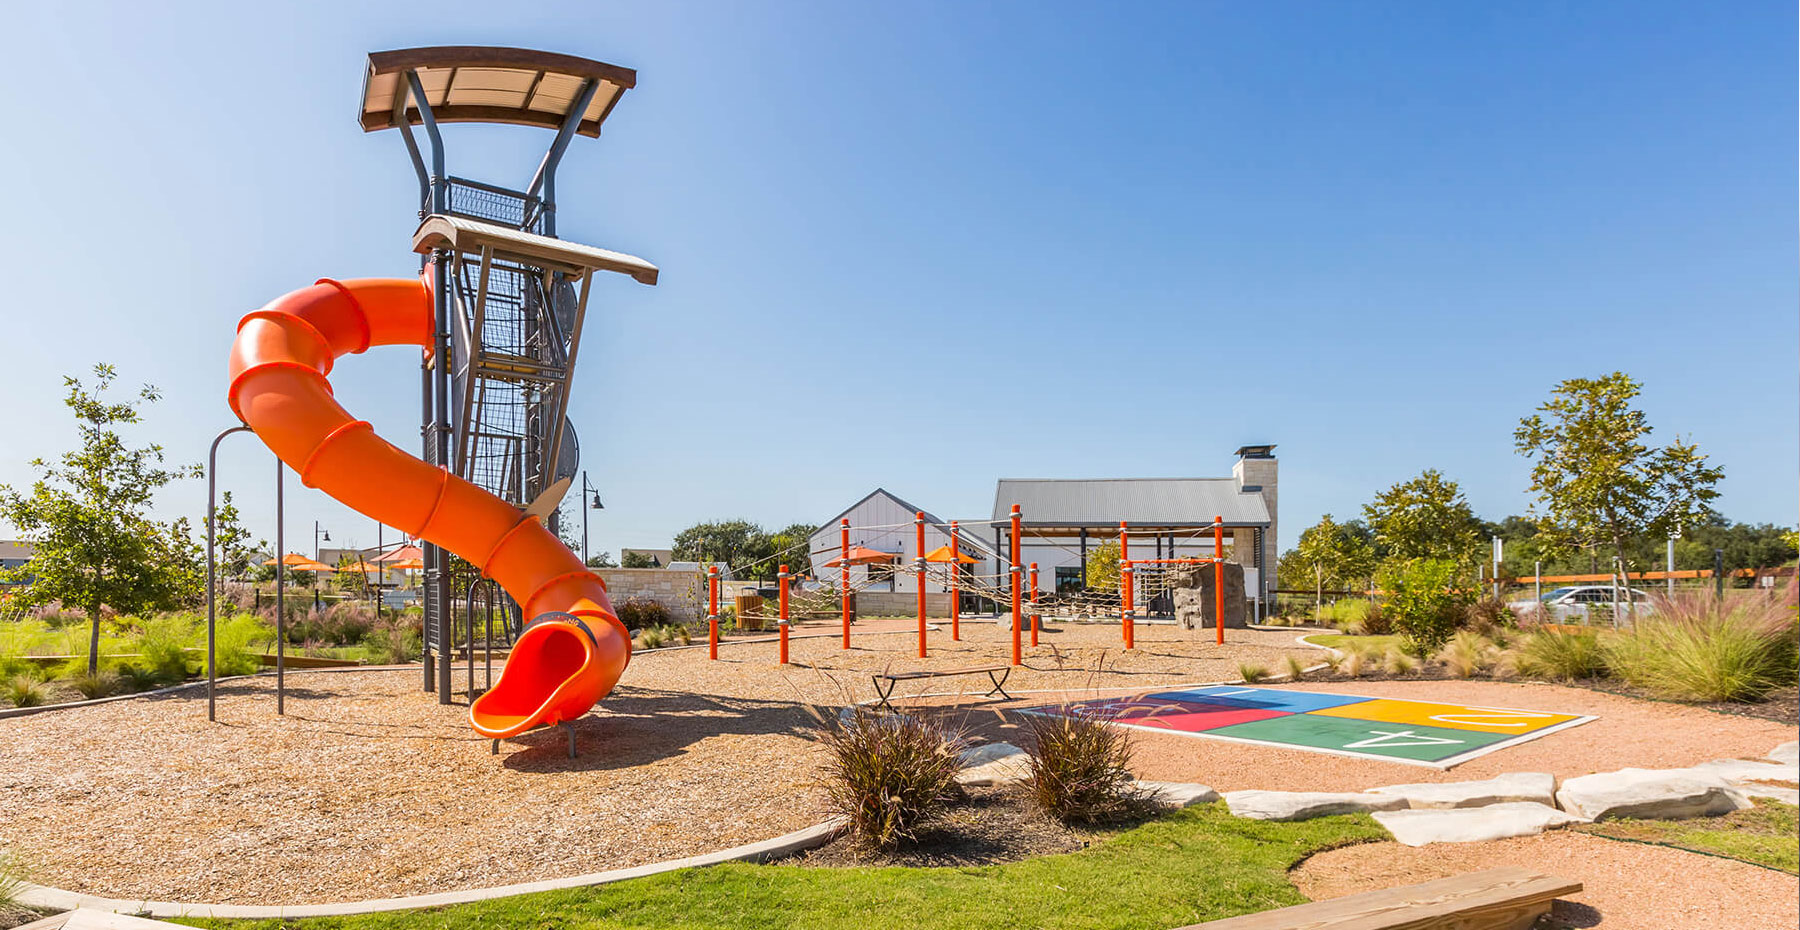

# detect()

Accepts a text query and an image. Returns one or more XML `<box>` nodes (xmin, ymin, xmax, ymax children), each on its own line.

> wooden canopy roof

<box><xmin>360</xmin><ymin>46</ymin><xmax>636</xmax><ymax>137</ymax></box>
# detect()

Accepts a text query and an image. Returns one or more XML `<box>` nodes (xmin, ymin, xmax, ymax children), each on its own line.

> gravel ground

<box><xmin>1293</xmin><ymin>831</ymin><xmax>1800</xmax><ymax>929</ymax></box>
<box><xmin>0</xmin><ymin>622</ymin><xmax>1307</xmax><ymax>906</ymax></box>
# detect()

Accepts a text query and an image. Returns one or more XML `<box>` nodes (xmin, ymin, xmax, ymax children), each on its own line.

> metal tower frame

<box><xmin>359</xmin><ymin>47</ymin><xmax>657</xmax><ymax>702</ymax></box>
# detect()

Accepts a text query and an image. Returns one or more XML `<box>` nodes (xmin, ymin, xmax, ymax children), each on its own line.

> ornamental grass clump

<box><xmin>823</xmin><ymin>708</ymin><xmax>965</xmax><ymax>850</ymax></box>
<box><xmin>1510</xmin><ymin>627</ymin><xmax>1606</xmax><ymax>682</ymax></box>
<box><xmin>1605</xmin><ymin>592</ymin><xmax>1798</xmax><ymax>703</ymax></box>
<box><xmin>3</xmin><ymin>675</ymin><xmax>45</xmax><ymax>708</ymax></box>
<box><xmin>1237</xmin><ymin>663</ymin><xmax>1269</xmax><ymax>684</ymax></box>
<box><xmin>1023</xmin><ymin>710</ymin><xmax>1146</xmax><ymax>823</ymax></box>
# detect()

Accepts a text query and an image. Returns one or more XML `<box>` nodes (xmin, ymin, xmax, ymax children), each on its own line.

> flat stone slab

<box><xmin>1223</xmin><ymin>789</ymin><xmax>1409</xmax><ymax>822</ymax></box>
<box><xmin>1769</xmin><ymin>741</ymin><xmax>1797</xmax><ymax>767</ymax></box>
<box><xmin>956</xmin><ymin>742</ymin><xmax>1032</xmax><ymax>786</ymax></box>
<box><xmin>1136</xmin><ymin>781</ymin><xmax>1220</xmax><ymax>808</ymax></box>
<box><xmin>1374</xmin><ymin>802</ymin><xmax>1588</xmax><ymax>847</ymax></box>
<box><xmin>1365</xmin><ymin>772</ymin><xmax>1556</xmax><ymax>810</ymax></box>
<box><xmin>1555</xmin><ymin>767</ymin><xmax>1752</xmax><ymax>822</ymax></box>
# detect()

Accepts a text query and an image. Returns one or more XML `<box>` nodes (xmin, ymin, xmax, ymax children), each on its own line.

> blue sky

<box><xmin>0</xmin><ymin>1</ymin><xmax>1793</xmax><ymax>558</ymax></box>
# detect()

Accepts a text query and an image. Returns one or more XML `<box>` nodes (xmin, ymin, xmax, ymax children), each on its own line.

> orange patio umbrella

<box><xmin>823</xmin><ymin>546</ymin><xmax>899</xmax><ymax>568</ymax></box>
<box><xmin>334</xmin><ymin>559</ymin><xmax>384</xmax><ymax>573</ymax></box>
<box><xmin>385</xmin><ymin>557</ymin><xmax>425</xmax><ymax>570</ymax></box>
<box><xmin>375</xmin><ymin>544</ymin><xmax>424</xmax><ymax>563</ymax></box>
<box><xmin>922</xmin><ymin>544</ymin><xmax>979</xmax><ymax>564</ymax></box>
<box><xmin>263</xmin><ymin>553</ymin><xmax>333</xmax><ymax>572</ymax></box>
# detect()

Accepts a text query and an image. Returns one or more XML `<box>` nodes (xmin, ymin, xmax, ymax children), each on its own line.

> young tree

<box><xmin>1514</xmin><ymin>372</ymin><xmax>1722</xmax><ymax>572</ymax></box>
<box><xmin>1084</xmin><ymin>540</ymin><xmax>1122</xmax><ymax>591</ymax></box>
<box><xmin>0</xmin><ymin>366</ymin><xmax>202</xmax><ymax>673</ymax></box>
<box><xmin>1293</xmin><ymin>514</ymin><xmax>1378</xmax><ymax>590</ymax></box>
<box><xmin>212</xmin><ymin>491</ymin><xmax>264</xmax><ymax>581</ymax></box>
<box><xmin>1363</xmin><ymin>470</ymin><xmax>1484</xmax><ymax>566</ymax></box>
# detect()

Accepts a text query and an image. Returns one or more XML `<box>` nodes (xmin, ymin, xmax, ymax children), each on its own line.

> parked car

<box><xmin>1508</xmin><ymin>585</ymin><xmax>1655</xmax><ymax>624</ymax></box>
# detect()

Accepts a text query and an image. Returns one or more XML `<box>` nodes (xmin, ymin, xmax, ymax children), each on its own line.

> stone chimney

<box><xmin>1232</xmin><ymin>445</ymin><xmax>1278</xmax><ymax>602</ymax></box>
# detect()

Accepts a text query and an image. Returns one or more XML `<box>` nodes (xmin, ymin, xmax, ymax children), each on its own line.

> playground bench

<box><xmin>1171</xmin><ymin>867</ymin><xmax>1581</xmax><ymax>930</ymax></box>
<box><xmin>872</xmin><ymin>664</ymin><xmax>1013</xmax><ymax>711</ymax></box>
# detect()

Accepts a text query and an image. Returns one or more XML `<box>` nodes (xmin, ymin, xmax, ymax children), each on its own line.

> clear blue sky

<box><xmin>0</xmin><ymin>1</ymin><xmax>1793</xmax><ymax>559</ymax></box>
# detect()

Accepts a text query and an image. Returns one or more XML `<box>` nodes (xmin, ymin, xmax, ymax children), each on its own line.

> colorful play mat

<box><xmin>1024</xmin><ymin>685</ymin><xmax>1595</xmax><ymax>769</ymax></box>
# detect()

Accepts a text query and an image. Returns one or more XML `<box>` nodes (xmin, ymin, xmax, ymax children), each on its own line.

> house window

<box><xmin>1055</xmin><ymin>566</ymin><xmax>1084</xmax><ymax>593</ymax></box>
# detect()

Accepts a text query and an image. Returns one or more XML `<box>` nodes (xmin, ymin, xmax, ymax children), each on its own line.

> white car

<box><xmin>1509</xmin><ymin>585</ymin><xmax>1656</xmax><ymax>624</ymax></box>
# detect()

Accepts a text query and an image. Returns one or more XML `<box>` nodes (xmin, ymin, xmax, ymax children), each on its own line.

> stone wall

<box><xmin>596</xmin><ymin>567</ymin><xmax>706</xmax><ymax>622</ymax></box>
<box><xmin>852</xmin><ymin>591</ymin><xmax>952</xmax><ymax>618</ymax></box>
<box><xmin>1171</xmin><ymin>561</ymin><xmax>1248</xmax><ymax>630</ymax></box>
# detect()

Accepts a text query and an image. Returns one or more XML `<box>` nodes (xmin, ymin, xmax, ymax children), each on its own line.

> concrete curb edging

<box><xmin>18</xmin><ymin>817</ymin><xmax>848</xmax><ymax>919</ymax></box>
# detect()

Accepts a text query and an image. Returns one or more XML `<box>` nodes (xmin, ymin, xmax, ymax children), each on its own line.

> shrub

<box><xmin>133</xmin><ymin>616</ymin><xmax>196</xmax><ymax>684</ymax></box>
<box><xmin>614</xmin><ymin>597</ymin><xmax>672</xmax><ymax>632</ymax></box>
<box><xmin>1463</xmin><ymin>596</ymin><xmax>1514</xmax><ymax>636</ymax></box>
<box><xmin>1284</xmin><ymin>655</ymin><xmax>1309</xmax><ymax>681</ymax></box>
<box><xmin>361</xmin><ymin>619</ymin><xmax>420</xmax><ymax>666</ymax></box>
<box><xmin>1604</xmin><ymin>592</ymin><xmax>1798</xmax><ymax>702</ymax></box>
<box><xmin>1379</xmin><ymin>558</ymin><xmax>1472</xmax><ymax>654</ymax></box>
<box><xmin>1237</xmin><ymin>663</ymin><xmax>1268</xmax><ymax>684</ymax></box>
<box><xmin>3</xmin><ymin>674</ymin><xmax>45</xmax><ymax>708</ymax></box>
<box><xmin>1511</xmin><ymin>628</ymin><xmax>1606</xmax><ymax>681</ymax></box>
<box><xmin>216</xmin><ymin>614</ymin><xmax>273</xmax><ymax>675</ymax></box>
<box><xmin>822</xmin><ymin>708</ymin><xmax>964</xmax><ymax>849</ymax></box>
<box><xmin>69</xmin><ymin>671</ymin><xmax>116</xmax><ymax>700</ymax></box>
<box><xmin>1023</xmin><ymin>711</ymin><xmax>1145</xmax><ymax>823</ymax></box>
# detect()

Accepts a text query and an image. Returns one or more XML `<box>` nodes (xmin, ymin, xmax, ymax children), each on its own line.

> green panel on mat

<box><xmin>1208</xmin><ymin>711</ymin><xmax>1513</xmax><ymax>763</ymax></box>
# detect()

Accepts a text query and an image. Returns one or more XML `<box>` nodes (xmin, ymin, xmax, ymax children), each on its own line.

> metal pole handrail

<box><xmin>205</xmin><ymin>424</ymin><xmax>254</xmax><ymax>722</ymax></box>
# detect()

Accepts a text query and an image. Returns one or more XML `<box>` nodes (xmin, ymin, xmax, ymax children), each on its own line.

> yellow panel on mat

<box><xmin>1309</xmin><ymin>698</ymin><xmax>1582</xmax><ymax>734</ymax></box>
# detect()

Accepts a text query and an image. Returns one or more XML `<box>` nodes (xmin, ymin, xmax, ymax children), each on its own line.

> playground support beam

<box><xmin>275</xmin><ymin>459</ymin><xmax>287</xmax><ymax>715</ymax></box>
<box><xmin>707</xmin><ymin>565</ymin><xmax>720</xmax><ymax>660</ymax></box>
<box><xmin>915</xmin><ymin>512</ymin><xmax>927</xmax><ymax>659</ymax></box>
<box><xmin>778</xmin><ymin>564</ymin><xmax>790</xmax><ymax>665</ymax></box>
<box><xmin>1120</xmin><ymin>521</ymin><xmax>1133</xmax><ymax>650</ymax></box>
<box><xmin>949</xmin><ymin>520</ymin><xmax>961</xmax><ymax>641</ymax></box>
<box><xmin>1213</xmin><ymin>515</ymin><xmax>1225</xmax><ymax>645</ymax></box>
<box><xmin>1029</xmin><ymin>562</ymin><xmax>1040</xmax><ymax>647</ymax></box>
<box><xmin>840</xmin><ymin>519</ymin><xmax>851</xmax><ymax>649</ymax></box>
<box><xmin>1009</xmin><ymin>505</ymin><xmax>1022</xmax><ymax>666</ymax></box>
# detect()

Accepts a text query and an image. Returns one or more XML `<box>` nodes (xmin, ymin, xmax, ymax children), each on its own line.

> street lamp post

<box><xmin>580</xmin><ymin>470</ymin><xmax>604</xmax><ymax>566</ymax></box>
<box><xmin>314</xmin><ymin>522</ymin><xmax>330</xmax><ymax>562</ymax></box>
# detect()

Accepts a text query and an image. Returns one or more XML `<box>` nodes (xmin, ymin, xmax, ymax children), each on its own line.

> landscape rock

<box><xmin>1374</xmin><ymin>802</ymin><xmax>1588</xmax><ymax>847</ymax></box>
<box><xmin>1365</xmin><ymin>772</ymin><xmax>1556</xmax><ymax>810</ymax></box>
<box><xmin>1223</xmin><ymin>790</ymin><xmax>1409</xmax><ymax>822</ymax></box>
<box><xmin>1136</xmin><ymin>781</ymin><xmax>1220</xmax><ymax>808</ymax></box>
<box><xmin>956</xmin><ymin>742</ymin><xmax>1032</xmax><ymax>786</ymax></box>
<box><xmin>1767</xmin><ymin>741</ymin><xmax>1797</xmax><ymax>767</ymax></box>
<box><xmin>1554</xmin><ymin>767</ymin><xmax>1752</xmax><ymax>821</ymax></box>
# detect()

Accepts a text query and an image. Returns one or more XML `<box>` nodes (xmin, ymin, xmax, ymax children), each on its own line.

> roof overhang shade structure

<box><xmin>264</xmin><ymin>554</ymin><xmax>333</xmax><ymax>572</ymax></box>
<box><xmin>412</xmin><ymin>215</ymin><xmax>659</xmax><ymax>285</ymax></box>
<box><xmin>375</xmin><ymin>544</ymin><xmax>425</xmax><ymax>563</ymax></box>
<box><xmin>824</xmin><ymin>546</ymin><xmax>899</xmax><ymax>568</ymax></box>
<box><xmin>359</xmin><ymin>46</ymin><xmax>636</xmax><ymax>138</ymax></box>
<box><xmin>923</xmin><ymin>545</ymin><xmax>979</xmax><ymax>564</ymax></box>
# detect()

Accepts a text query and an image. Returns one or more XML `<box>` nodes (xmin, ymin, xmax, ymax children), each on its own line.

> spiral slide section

<box><xmin>228</xmin><ymin>276</ymin><xmax>630</xmax><ymax>739</ymax></box>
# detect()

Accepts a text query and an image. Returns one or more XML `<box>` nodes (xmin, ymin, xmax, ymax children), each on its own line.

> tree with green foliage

<box><xmin>211</xmin><ymin>491</ymin><xmax>264</xmax><ymax>582</ymax></box>
<box><xmin>1293</xmin><ymin>514</ymin><xmax>1378</xmax><ymax>591</ymax></box>
<box><xmin>1363</xmin><ymin>469</ymin><xmax>1484</xmax><ymax>566</ymax></box>
<box><xmin>1084</xmin><ymin>540</ymin><xmax>1122</xmax><ymax>591</ymax></box>
<box><xmin>587</xmin><ymin>551</ymin><xmax>619</xmax><ymax>568</ymax></box>
<box><xmin>1515</xmin><ymin>372</ymin><xmax>1723</xmax><ymax>573</ymax></box>
<box><xmin>765</xmin><ymin>522</ymin><xmax>821</xmax><ymax>578</ymax></box>
<box><xmin>0</xmin><ymin>365</ymin><xmax>202</xmax><ymax>673</ymax></box>
<box><xmin>1379</xmin><ymin>557</ymin><xmax>1472</xmax><ymax>655</ymax></box>
<box><xmin>670</xmin><ymin>519</ymin><xmax>821</xmax><ymax>580</ymax></box>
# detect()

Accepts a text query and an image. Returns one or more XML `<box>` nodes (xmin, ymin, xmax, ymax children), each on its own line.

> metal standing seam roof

<box><xmin>991</xmin><ymin>478</ymin><xmax>1270</xmax><ymax>527</ymax></box>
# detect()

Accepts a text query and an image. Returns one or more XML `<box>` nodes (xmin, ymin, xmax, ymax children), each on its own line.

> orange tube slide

<box><xmin>227</xmin><ymin>276</ymin><xmax>630</xmax><ymax>739</ymax></box>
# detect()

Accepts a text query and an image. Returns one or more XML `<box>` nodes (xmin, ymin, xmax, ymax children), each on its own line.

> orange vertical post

<box><xmin>840</xmin><ymin>518</ymin><xmax>851</xmax><ymax>650</ymax></box>
<box><xmin>1213</xmin><ymin>515</ymin><xmax>1226</xmax><ymax>645</ymax></box>
<box><xmin>778</xmin><ymin>563</ymin><xmax>790</xmax><ymax>665</ymax></box>
<box><xmin>949</xmin><ymin>520</ymin><xmax>961</xmax><ymax>641</ymax></box>
<box><xmin>915</xmin><ymin>511</ymin><xmax>927</xmax><ymax>659</ymax></box>
<box><xmin>1120</xmin><ymin>521</ymin><xmax>1133</xmax><ymax>648</ymax></box>
<box><xmin>707</xmin><ymin>565</ymin><xmax>720</xmax><ymax>660</ymax></box>
<box><xmin>1009</xmin><ymin>504</ymin><xmax>1022</xmax><ymax>666</ymax></box>
<box><xmin>1029</xmin><ymin>562</ymin><xmax>1040</xmax><ymax>647</ymax></box>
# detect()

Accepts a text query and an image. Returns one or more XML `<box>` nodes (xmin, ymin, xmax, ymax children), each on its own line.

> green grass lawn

<box><xmin>1303</xmin><ymin>633</ymin><xmax>1402</xmax><ymax>655</ymax></box>
<box><xmin>1578</xmin><ymin>799</ymin><xmax>1799</xmax><ymax>874</ymax></box>
<box><xmin>179</xmin><ymin>806</ymin><xmax>1385</xmax><ymax>930</ymax></box>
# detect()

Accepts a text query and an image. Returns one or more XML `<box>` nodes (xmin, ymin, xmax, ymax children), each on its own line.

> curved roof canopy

<box><xmin>360</xmin><ymin>46</ymin><xmax>636</xmax><ymax>137</ymax></box>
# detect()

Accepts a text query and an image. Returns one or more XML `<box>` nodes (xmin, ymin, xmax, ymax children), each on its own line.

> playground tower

<box><xmin>357</xmin><ymin>47</ymin><xmax>657</xmax><ymax>702</ymax></box>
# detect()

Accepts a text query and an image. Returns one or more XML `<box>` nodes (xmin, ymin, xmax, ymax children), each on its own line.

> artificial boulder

<box><xmin>1172</xmin><ymin>561</ymin><xmax>1247</xmax><ymax>631</ymax></box>
<box><xmin>1374</xmin><ymin>802</ymin><xmax>1587</xmax><ymax>847</ymax></box>
<box><xmin>1223</xmin><ymin>789</ymin><xmax>1408</xmax><ymax>821</ymax></box>
<box><xmin>1554</xmin><ymin>767</ymin><xmax>1751</xmax><ymax>821</ymax></box>
<box><xmin>1136</xmin><ymin>781</ymin><xmax>1221</xmax><ymax>808</ymax></box>
<box><xmin>1364</xmin><ymin>772</ymin><xmax>1557</xmax><ymax>810</ymax></box>
<box><xmin>956</xmin><ymin>742</ymin><xmax>1032</xmax><ymax>787</ymax></box>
